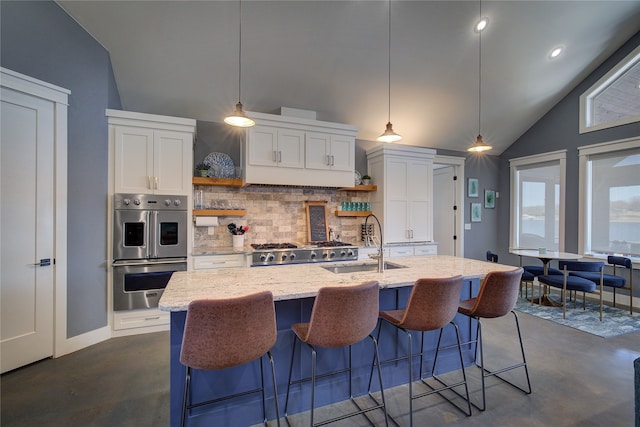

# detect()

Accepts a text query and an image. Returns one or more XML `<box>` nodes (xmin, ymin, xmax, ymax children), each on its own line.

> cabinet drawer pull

<box><xmin>145</xmin><ymin>316</ymin><xmax>161</xmax><ymax>321</ymax></box>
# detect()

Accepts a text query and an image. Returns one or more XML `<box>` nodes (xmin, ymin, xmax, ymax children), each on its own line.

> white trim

<box><xmin>579</xmin><ymin>44</ymin><xmax>640</xmax><ymax>134</ymax></box>
<box><xmin>1</xmin><ymin>68</ymin><xmax>73</xmax><ymax>359</ymax></box>
<box><xmin>434</xmin><ymin>154</ymin><xmax>465</xmax><ymax>258</ymax></box>
<box><xmin>509</xmin><ymin>150</ymin><xmax>566</xmax><ymax>251</ymax></box>
<box><xmin>578</xmin><ymin>136</ymin><xmax>640</xmax><ymax>156</ymax></box>
<box><xmin>508</xmin><ymin>149</ymin><xmax>567</xmax><ymax>167</ymax></box>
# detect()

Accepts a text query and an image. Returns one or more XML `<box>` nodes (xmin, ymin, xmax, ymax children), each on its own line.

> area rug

<box><xmin>515</xmin><ymin>294</ymin><xmax>640</xmax><ymax>338</ymax></box>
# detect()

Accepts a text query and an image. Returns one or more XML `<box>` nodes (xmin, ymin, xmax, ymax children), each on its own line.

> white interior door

<box><xmin>433</xmin><ymin>165</ymin><xmax>456</xmax><ymax>256</ymax></box>
<box><xmin>1</xmin><ymin>86</ymin><xmax>55</xmax><ymax>373</ymax></box>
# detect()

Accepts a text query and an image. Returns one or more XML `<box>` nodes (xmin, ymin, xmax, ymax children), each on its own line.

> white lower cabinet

<box><xmin>192</xmin><ymin>253</ymin><xmax>248</xmax><ymax>270</ymax></box>
<box><xmin>112</xmin><ymin>308</ymin><xmax>170</xmax><ymax>335</ymax></box>
<box><xmin>388</xmin><ymin>243</ymin><xmax>438</xmax><ymax>258</ymax></box>
<box><xmin>358</xmin><ymin>244</ymin><xmax>437</xmax><ymax>260</ymax></box>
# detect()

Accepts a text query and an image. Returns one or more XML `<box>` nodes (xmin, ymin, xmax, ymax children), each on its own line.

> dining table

<box><xmin>510</xmin><ymin>249</ymin><xmax>583</xmax><ymax>306</ymax></box>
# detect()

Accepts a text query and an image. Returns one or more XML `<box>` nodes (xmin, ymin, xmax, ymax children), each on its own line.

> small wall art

<box><xmin>468</xmin><ymin>178</ymin><xmax>479</xmax><ymax>197</ymax></box>
<box><xmin>484</xmin><ymin>190</ymin><xmax>495</xmax><ymax>208</ymax></box>
<box><xmin>471</xmin><ymin>203</ymin><xmax>482</xmax><ymax>222</ymax></box>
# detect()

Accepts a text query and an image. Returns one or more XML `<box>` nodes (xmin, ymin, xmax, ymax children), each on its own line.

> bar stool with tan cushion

<box><xmin>370</xmin><ymin>275</ymin><xmax>471</xmax><ymax>426</ymax></box>
<box><xmin>457</xmin><ymin>268</ymin><xmax>531</xmax><ymax>411</ymax></box>
<box><xmin>284</xmin><ymin>280</ymin><xmax>388</xmax><ymax>427</ymax></box>
<box><xmin>179</xmin><ymin>291</ymin><xmax>280</xmax><ymax>427</ymax></box>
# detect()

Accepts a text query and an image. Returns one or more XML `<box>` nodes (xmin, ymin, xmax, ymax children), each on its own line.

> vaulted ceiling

<box><xmin>58</xmin><ymin>1</ymin><xmax>640</xmax><ymax>154</ymax></box>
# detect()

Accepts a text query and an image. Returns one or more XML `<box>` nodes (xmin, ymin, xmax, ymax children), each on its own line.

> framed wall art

<box><xmin>468</xmin><ymin>178</ymin><xmax>478</xmax><ymax>197</ymax></box>
<box><xmin>471</xmin><ymin>203</ymin><xmax>482</xmax><ymax>222</ymax></box>
<box><xmin>484</xmin><ymin>190</ymin><xmax>495</xmax><ymax>208</ymax></box>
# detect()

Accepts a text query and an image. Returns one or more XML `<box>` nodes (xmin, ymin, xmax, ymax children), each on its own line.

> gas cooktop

<box><xmin>250</xmin><ymin>242</ymin><xmax>358</xmax><ymax>266</ymax></box>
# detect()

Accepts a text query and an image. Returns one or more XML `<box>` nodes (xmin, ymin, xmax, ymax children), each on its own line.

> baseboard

<box><xmin>110</xmin><ymin>323</ymin><xmax>169</xmax><ymax>338</ymax></box>
<box><xmin>54</xmin><ymin>325</ymin><xmax>111</xmax><ymax>358</ymax></box>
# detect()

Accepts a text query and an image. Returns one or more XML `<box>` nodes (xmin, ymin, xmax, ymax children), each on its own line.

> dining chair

<box><xmin>370</xmin><ymin>276</ymin><xmax>471</xmax><ymax>426</ymax></box>
<box><xmin>179</xmin><ymin>291</ymin><xmax>280</xmax><ymax>427</ymax></box>
<box><xmin>538</xmin><ymin>261</ymin><xmax>604</xmax><ymax>320</ymax></box>
<box><xmin>284</xmin><ymin>281</ymin><xmax>388</xmax><ymax>427</ymax></box>
<box><xmin>457</xmin><ymin>268</ymin><xmax>531</xmax><ymax>411</ymax></box>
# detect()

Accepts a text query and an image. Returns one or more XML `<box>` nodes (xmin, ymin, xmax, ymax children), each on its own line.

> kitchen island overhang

<box><xmin>160</xmin><ymin>256</ymin><xmax>519</xmax><ymax>426</ymax></box>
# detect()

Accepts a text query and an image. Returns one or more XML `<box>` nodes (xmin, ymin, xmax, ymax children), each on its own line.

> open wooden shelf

<box><xmin>339</xmin><ymin>184</ymin><xmax>377</xmax><ymax>191</ymax></box>
<box><xmin>335</xmin><ymin>211</ymin><xmax>372</xmax><ymax>217</ymax></box>
<box><xmin>193</xmin><ymin>209</ymin><xmax>246</xmax><ymax>217</ymax></box>
<box><xmin>193</xmin><ymin>177</ymin><xmax>243</xmax><ymax>187</ymax></box>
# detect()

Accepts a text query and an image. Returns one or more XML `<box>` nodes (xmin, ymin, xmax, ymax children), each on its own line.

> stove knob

<box><xmin>289</xmin><ymin>253</ymin><xmax>296</xmax><ymax>260</ymax></box>
<box><xmin>322</xmin><ymin>252</ymin><xmax>328</xmax><ymax>259</ymax></box>
<box><xmin>133</xmin><ymin>199</ymin><xmax>141</xmax><ymax>206</ymax></box>
<box><xmin>340</xmin><ymin>250</ymin><xmax>347</xmax><ymax>257</ymax></box>
<box><xmin>329</xmin><ymin>251</ymin><xmax>336</xmax><ymax>258</ymax></box>
<box><xmin>164</xmin><ymin>199</ymin><xmax>172</xmax><ymax>206</ymax></box>
<box><xmin>122</xmin><ymin>198</ymin><xmax>131</xmax><ymax>206</ymax></box>
<box><xmin>310</xmin><ymin>252</ymin><xmax>317</xmax><ymax>259</ymax></box>
<box><xmin>267</xmin><ymin>254</ymin><xmax>275</xmax><ymax>262</ymax></box>
<box><xmin>282</xmin><ymin>254</ymin><xmax>288</xmax><ymax>261</ymax></box>
<box><xmin>174</xmin><ymin>199</ymin><xmax>182</xmax><ymax>207</ymax></box>
<box><xmin>347</xmin><ymin>250</ymin><xmax>355</xmax><ymax>257</ymax></box>
<box><xmin>260</xmin><ymin>254</ymin><xmax>268</xmax><ymax>262</ymax></box>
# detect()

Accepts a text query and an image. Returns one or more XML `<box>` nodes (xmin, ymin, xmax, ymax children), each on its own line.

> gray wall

<box><xmin>497</xmin><ymin>30</ymin><xmax>640</xmax><ymax>275</ymax></box>
<box><xmin>1</xmin><ymin>1</ymin><xmax>122</xmax><ymax>337</ymax></box>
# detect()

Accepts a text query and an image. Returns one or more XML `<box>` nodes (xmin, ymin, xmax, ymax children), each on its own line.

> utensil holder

<box><xmin>232</xmin><ymin>235</ymin><xmax>245</xmax><ymax>250</ymax></box>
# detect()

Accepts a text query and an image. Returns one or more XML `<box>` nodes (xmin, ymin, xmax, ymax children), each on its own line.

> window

<box><xmin>579</xmin><ymin>137</ymin><xmax>640</xmax><ymax>259</ymax></box>
<box><xmin>510</xmin><ymin>151</ymin><xmax>566</xmax><ymax>251</ymax></box>
<box><xmin>580</xmin><ymin>44</ymin><xmax>640</xmax><ymax>133</ymax></box>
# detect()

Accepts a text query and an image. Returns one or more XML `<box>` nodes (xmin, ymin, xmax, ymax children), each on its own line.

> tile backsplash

<box><xmin>193</xmin><ymin>185</ymin><xmax>372</xmax><ymax>249</ymax></box>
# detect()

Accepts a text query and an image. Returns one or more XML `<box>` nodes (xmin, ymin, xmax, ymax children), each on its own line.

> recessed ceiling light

<box><xmin>475</xmin><ymin>17</ymin><xmax>488</xmax><ymax>33</ymax></box>
<box><xmin>550</xmin><ymin>46</ymin><xmax>563</xmax><ymax>59</ymax></box>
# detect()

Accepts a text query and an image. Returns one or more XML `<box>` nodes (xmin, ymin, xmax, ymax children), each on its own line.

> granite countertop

<box><xmin>159</xmin><ymin>255</ymin><xmax>518</xmax><ymax>312</ymax></box>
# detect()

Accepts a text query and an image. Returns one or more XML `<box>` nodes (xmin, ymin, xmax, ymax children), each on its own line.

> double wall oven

<box><xmin>112</xmin><ymin>193</ymin><xmax>188</xmax><ymax>311</ymax></box>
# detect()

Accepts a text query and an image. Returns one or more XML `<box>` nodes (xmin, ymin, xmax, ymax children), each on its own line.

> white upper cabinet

<box><xmin>242</xmin><ymin>111</ymin><xmax>357</xmax><ymax>187</ymax></box>
<box><xmin>305</xmin><ymin>132</ymin><xmax>354</xmax><ymax>172</ymax></box>
<box><xmin>367</xmin><ymin>144</ymin><xmax>435</xmax><ymax>244</ymax></box>
<box><xmin>247</xmin><ymin>125</ymin><xmax>305</xmax><ymax>169</ymax></box>
<box><xmin>108</xmin><ymin>109</ymin><xmax>196</xmax><ymax>195</ymax></box>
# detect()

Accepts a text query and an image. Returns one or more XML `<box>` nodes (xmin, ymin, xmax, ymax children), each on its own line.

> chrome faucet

<box><xmin>365</xmin><ymin>213</ymin><xmax>384</xmax><ymax>273</ymax></box>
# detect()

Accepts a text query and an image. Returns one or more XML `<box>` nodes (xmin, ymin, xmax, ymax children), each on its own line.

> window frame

<box><xmin>509</xmin><ymin>150</ymin><xmax>567</xmax><ymax>251</ymax></box>
<box><xmin>578</xmin><ymin>137</ymin><xmax>640</xmax><ymax>261</ymax></box>
<box><xmin>579</xmin><ymin>44</ymin><xmax>640</xmax><ymax>134</ymax></box>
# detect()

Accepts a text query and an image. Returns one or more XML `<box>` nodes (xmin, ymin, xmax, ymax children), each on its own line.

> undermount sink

<box><xmin>321</xmin><ymin>261</ymin><xmax>407</xmax><ymax>274</ymax></box>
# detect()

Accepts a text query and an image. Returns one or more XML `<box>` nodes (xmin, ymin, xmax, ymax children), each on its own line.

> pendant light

<box><xmin>377</xmin><ymin>0</ymin><xmax>402</xmax><ymax>143</ymax></box>
<box><xmin>224</xmin><ymin>0</ymin><xmax>254</xmax><ymax>127</ymax></box>
<box><xmin>468</xmin><ymin>0</ymin><xmax>492</xmax><ymax>152</ymax></box>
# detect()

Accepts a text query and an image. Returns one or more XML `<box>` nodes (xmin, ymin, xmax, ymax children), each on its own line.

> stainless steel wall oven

<box><xmin>112</xmin><ymin>193</ymin><xmax>188</xmax><ymax>311</ymax></box>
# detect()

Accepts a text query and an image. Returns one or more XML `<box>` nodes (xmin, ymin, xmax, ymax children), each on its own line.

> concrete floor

<box><xmin>2</xmin><ymin>310</ymin><xmax>639</xmax><ymax>427</ymax></box>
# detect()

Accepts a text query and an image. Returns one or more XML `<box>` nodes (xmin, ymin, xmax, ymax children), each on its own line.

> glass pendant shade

<box><xmin>377</xmin><ymin>122</ymin><xmax>402</xmax><ymax>143</ymax></box>
<box><xmin>224</xmin><ymin>102</ymin><xmax>255</xmax><ymax>127</ymax></box>
<box><xmin>468</xmin><ymin>134</ymin><xmax>492</xmax><ymax>152</ymax></box>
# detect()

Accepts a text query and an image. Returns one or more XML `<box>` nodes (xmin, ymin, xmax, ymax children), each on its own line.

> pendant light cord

<box><xmin>478</xmin><ymin>0</ymin><xmax>482</xmax><ymax>135</ymax></box>
<box><xmin>387</xmin><ymin>0</ymin><xmax>392</xmax><ymax>123</ymax></box>
<box><xmin>238</xmin><ymin>0</ymin><xmax>243</xmax><ymax>103</ymax></box>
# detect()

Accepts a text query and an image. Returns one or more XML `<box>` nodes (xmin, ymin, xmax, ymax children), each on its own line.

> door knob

<box><xmin>33</xmin><ymin>258</ymin><xmax>51</xmax><ymax>267</ymax></box>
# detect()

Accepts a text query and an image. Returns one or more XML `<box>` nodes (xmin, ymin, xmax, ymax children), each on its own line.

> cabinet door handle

<box><xmin>278</xmin><ymin>151</ymin><xmax>282</xmax><ymax>163</ymax></box>
<box><xmin>331</xmin><ymin>155</ymin><xmax>335</xmax><ymax>166</ymax></box>
<box><xmin>147</xmin><ymin>176</ymin><xmax>152</xmax><ymax>189</ymax></box>
<box><xmin>154</xmin><ymin>176</ymin><xmax>158</xmax><ymax>189</ymax></box>
<box><xmin>272</xmin><ymin>151</ymin><xmax>277</xmax><ymax>163</ymax></box>
<box><xmin>326</xmin><ymin>155</ymin><xmax>331</xmax><ymax>166</ymax></box>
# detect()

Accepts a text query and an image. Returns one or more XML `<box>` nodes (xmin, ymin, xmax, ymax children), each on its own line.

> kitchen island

<box><xmin>160</xmin><ymin>255</ymin><xmax>518</xmax><ymax>426</ymax></box>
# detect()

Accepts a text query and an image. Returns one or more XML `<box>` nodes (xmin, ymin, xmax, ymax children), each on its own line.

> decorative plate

<box><xmin>203</xmin><ymin>152</ymin><xmax>235</xmax><ymax>178</ymax></box>
<box><xmin>354</xmin><ymin>170</ymin><xmax>362</xmax><ymax>186</ymax></box>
